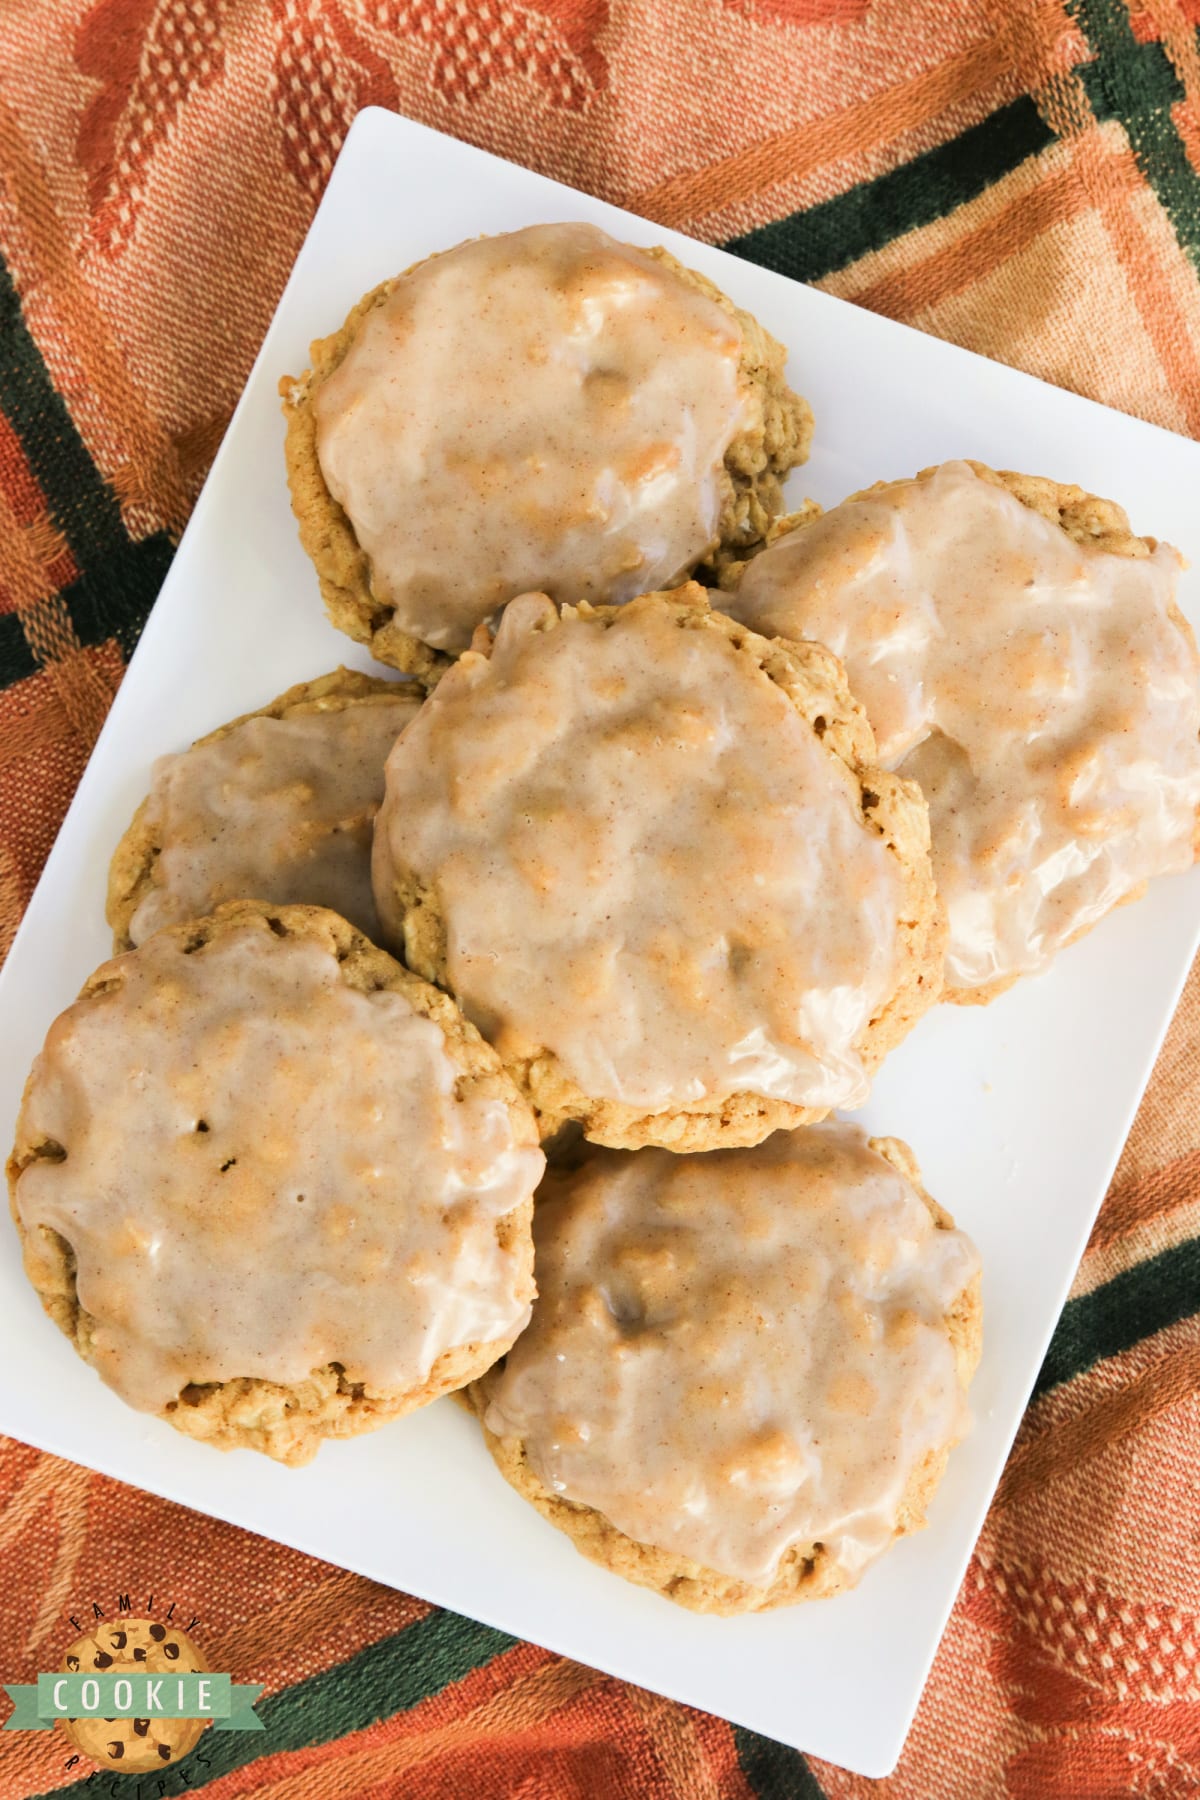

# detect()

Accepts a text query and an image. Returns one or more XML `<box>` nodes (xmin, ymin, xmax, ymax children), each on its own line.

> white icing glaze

<box><xmin>483</xmin><ymin>1123</ymin><xmax>978</xmax><ymax>1588</ymax></box>
<box><xmin>128</xmin><ymin>692</ymin><xmax>421</xmax><ymax>946</ymax></box>
<box><xmin>372</xmin><ymin>592</ymin><xmax>904</xmax><ymax>1115</ymax></box>
<box><xmin>727</xmin><ymin>461</ymin><xmax>1200</xmax><ymax>992</ymax></box>
<box><xmin>312</xmin><ymin>222</ymin><xmax>752</xmax><ymax>652</ymax></box>
<box><xmin>13</xmin><ymin>923</ymin><xmax>543</xmax><ymax>1412</ymax></box>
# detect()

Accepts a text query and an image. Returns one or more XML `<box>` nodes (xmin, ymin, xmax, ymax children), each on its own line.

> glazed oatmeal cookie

<box><xmin>107</xmin><ymin>667</ymin><xmax>421</xmax><ymax>950</ymax></box>
<box><xmin>372</xmin><ymin>583</ymin><xmax>943</xmax><ymax>1150</ymax></box>
<box><xmin>281</xmin><ymin>221</ymin><xmax>812</xmax><ymax>678</ymax></box>
<box><xmin>8</xmin><ymin>901</ymin><xmax>543</xmax><ymax>1465</ymax></box>
<box><xmin>723</xmin><ymin>459</ymin><xmax>1200</xmax><ymax>1003</ymax></box>
<box><xmin>469</xmin><ymin>1124</ymin><xmax>981</xmax><ymax>1614</ymax></box>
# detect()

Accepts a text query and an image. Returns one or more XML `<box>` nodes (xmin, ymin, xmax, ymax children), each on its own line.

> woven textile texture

<box><xmin>2</xmin><ymin>2</ymin><xmax>1200</xmax><ymax>1795</ymax></box>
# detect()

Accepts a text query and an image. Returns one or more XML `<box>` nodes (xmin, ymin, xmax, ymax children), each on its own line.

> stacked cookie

<box><xmin>10</xmin><ymin>221</ymin><xmax>1200</xmax><ymax>1617</ymax></box>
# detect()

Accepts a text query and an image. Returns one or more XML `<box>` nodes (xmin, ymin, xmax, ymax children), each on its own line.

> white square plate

<box><xmin>3</xmin><ymin>109</ymin><xmax>1199</xmax><ymax>1780</ymax></box>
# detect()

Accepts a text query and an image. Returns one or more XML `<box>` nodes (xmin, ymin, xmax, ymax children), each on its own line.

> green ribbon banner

<box><xmin>3</xmin><ymin>1671</ymin><xmax>264</xmax><ymax>1731</ymax></box>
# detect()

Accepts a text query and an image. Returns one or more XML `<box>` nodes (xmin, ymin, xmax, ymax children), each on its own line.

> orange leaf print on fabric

<box><xmin>972</xmin><ymin>1555</ymin><xmax>1200</xmax><ymax>1797</ymax></box>
<box><xmin>75</xmin><ymin>0</ymin><xmax>229</xmax><ymax>255</ymax></box>
<box><xmin>364</xmin><ymin>0</ymin><xmax>609</xmax><ymax>109</ymax></box>
<box><xmin>1130</xmin><ymin>0</ymin><xmax>1200</xmax><ymax>42</ymax></box>
<box><xmin>270</xmin><ymin>0</ymin><xmax>400</xmax><ymax>202</ymax></box>
<box><xmin>1005</xmin><ymin>1719</ymin><xmax>1200</xmax><ymax>1798</ymax></box>
<box><xmin>723</xmin><ymin>0</ymin><xmax>871</xmax><ymax>26</ymax></box>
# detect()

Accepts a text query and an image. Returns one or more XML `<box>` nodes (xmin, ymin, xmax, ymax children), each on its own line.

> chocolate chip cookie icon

<box><xmin>58</xmin><ymin>1618</ymin><xmax>209</xmax><ymax>1774</ymax></box>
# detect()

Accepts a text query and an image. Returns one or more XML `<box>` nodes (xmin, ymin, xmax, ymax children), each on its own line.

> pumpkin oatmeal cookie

<box><xmin>372</xmin><ymin>584</ymin><xmax>943</xmax><ymax>1149</ymax></box>
<box><xmin>281</xmin><ymin>221</ymin><xmax>812</xmax><ymax>679</ymax></box>
<box><xmin>107</xmin><ymin>668</ymin><xmax>421</xmax><ymax>950</ymax></box>
<box><xmin>723</xmin><ymin>459</ymin><xmax>1200</xmax><ymax>1002</ymax></box>
<box><xmin>469</xmin><ymin>1124</ymin><xmax>981</xmax><ymax>1614</ymax></box>
<box><xmin>8</xmin><ymin>901</ymin><xmax>543</xmax><ymax>1465</ymax></box>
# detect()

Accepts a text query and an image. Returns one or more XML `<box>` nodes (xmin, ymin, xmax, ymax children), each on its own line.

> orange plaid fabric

<box><xmin>2</xmin><ymin>3</ymin><xmax>1200</xmax><ymax>1795</ymax></box>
